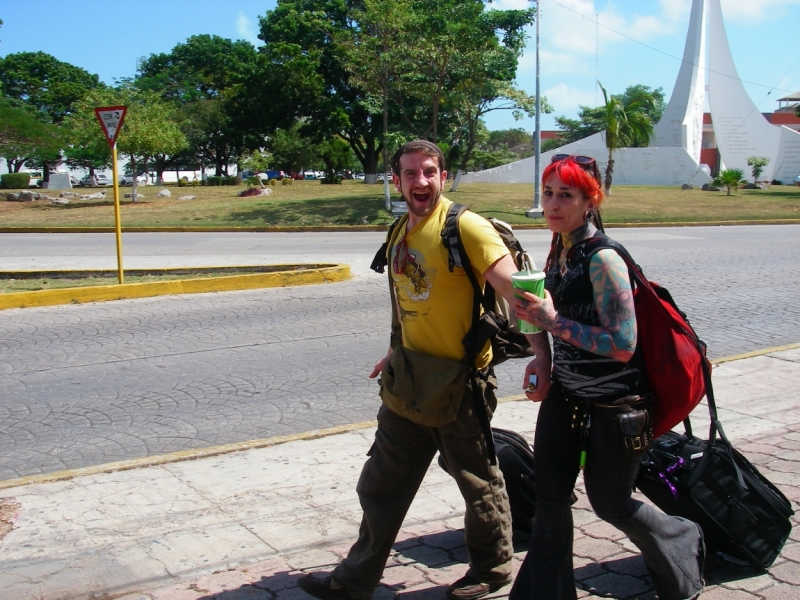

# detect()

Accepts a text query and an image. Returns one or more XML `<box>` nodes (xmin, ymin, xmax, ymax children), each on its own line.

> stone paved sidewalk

<box><xmin>1</xmin><ymin>348</ymin><xmax>799</xmax><ymax>600</ymax></box>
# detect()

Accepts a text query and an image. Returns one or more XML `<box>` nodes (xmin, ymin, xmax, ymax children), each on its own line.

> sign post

<box><xmin>94</xmin><ymin>106</ymin><xmax>127</xmax><ymax>284</ymax></box>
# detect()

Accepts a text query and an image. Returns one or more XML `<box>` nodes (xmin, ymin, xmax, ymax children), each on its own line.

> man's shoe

<box><xmin>298</xmin><ymin>574</ymin><xmax>355</xmax><ymax>600</ymax></box>
<box><xmin>446</xmin><ymin>575</ymin><xmax>512</xmax><ymax>600</ymax></box>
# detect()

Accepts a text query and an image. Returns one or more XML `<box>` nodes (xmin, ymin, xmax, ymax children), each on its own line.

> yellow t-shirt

<box><xmin>390</xmin><ymin>197</ymin><xmax>510</xmax><ymax>369</ymax></box>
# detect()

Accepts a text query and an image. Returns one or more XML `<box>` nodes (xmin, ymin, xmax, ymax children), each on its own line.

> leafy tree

<box><xmin>259</xmin><ymin>0</ymin><xmax>383</xmax><ymax>179</ymax></box>
<box><xmin>318</xmin><ymin>136</ymin><xmax>358</xmax><ymax>173</ymax></box>
<box><xmin>136</xmin><ymin>35</ymin><xmax>261</xmax><ymax>177</ymax></box>
<box><xmin>65</xmin><ymin>86</ymin><xmax>187</xmax><ymax>200</ymax></box>
<box><xmin>269</xmin><ymin>122</ymin><xmax>321</xmax><ymax>174</ymax></box>
<box><xmin>541</xmin><ymin>136</ymin><xmax>563</xmax><ymax>152</ymax></box>
<box><xmin>712</xmin><ymin>168</ymin><xmax>746</xmax><ymax>196</ymax></box>
<box><xmin>554</xmin><ymin>85</ymin><xmax>665</xmax><ymax>147</ymax></box>
<box><xmin>0</xmin><ymin>99</ymin><xmax>61</xmax><ymax>172</ymax></box>
<box><xmin>392</xmin><ymin>1</ymin><xmax>536</xmax><ymax>147</ymax></box>
<box><xmin>242</xmin><ymin>149</ymin><xmax>274</xmax><ymax>178</ymax></box>
<box><xmin>599</xmin><ymin>82</ymin><xmax>656</xmax><ymax>195</ymax></box>
<box><xmin>445</xmin><ymin>11</ymin><xmax>546</xmax><ymax>191</ymax></box>
<box><xmin>0</xmin><ymin>51</ymin><xmax>102</xmax><ymax>180</ymax></box>
<box><xmin>258</xmin><ymin>0</ymin><xmax>536</xmax><ymax>182</ymax></box>
<box><xmin>746</xmin><ymin>156</ymin><xmax>769</xmax><ymax>183</ymax></box>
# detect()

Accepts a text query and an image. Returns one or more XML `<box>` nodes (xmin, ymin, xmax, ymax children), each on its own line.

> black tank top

<box><xmin>545</xmin><ymin>232</ymin><xmax>645</xmax><ymax>404</ymax></box>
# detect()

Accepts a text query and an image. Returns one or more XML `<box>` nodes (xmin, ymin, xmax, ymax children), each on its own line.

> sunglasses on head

<box><xmin>551</xmin><ymin>154</ymin><xmax>596</xmax><ymax>165</ymax></box>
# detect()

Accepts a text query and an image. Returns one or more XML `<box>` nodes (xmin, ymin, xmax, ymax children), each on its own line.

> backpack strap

<box><xmin>442</xmin><ymin>203</ymin><xmax>493</xmax><ymax>314</ymax></box>
<box><xmin>441</xmin><ymin>202</ymin><xmax>497</xmax><ymax>463</ymax></box>
<box><xmin>370</xmin><ymin>216</ymin><xmax>404</xmax><ymax>274</ymax></box>
<box><xmin>372</xmin><ymin>215</ymin><xmax>408</xmax><ymax>348</ymax></box>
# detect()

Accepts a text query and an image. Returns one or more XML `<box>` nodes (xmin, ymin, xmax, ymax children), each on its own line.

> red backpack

<box><xmin>576</xmin><ymin>237</ymin><xmax>712</xmax><ymax>439</ymax></box>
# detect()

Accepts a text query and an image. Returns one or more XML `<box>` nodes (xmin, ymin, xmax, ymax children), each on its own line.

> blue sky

<box><xmin>1</xmin><ymin>0</ymin><xmax>798</xmax><ymax>134</ymax></box>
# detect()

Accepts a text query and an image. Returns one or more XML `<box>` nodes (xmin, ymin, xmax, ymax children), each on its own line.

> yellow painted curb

<box><xmin>0</xmin><ymin>264</ymin><xmax>350</xmax><ymax>310</ymax></box>
<box><xmin>712</xmin><ymin>342</ymin><xmax>800</xmax><ymax>365</ymax></box>
<box><xmin>0</xmin><ymin>341</ymin><xmax>796</xmax><ymax>491</ymax></box>
<box><xmin>0</xmin><ymin>421</ymin><xmax>377</xmax><ymax>491</ymax></box>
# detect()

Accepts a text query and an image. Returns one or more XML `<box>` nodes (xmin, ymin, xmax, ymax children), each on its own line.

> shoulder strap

<box><xmin>372</xmin><ymin>215</ymin><xmax>408</xmax><ymax>348</ymax></box>
<box><xmin>442</xmin><ymin>203</ymin><xmax>471</xmax><ymax>272</ymax></box>
<box><xmin>441</xmin><ymin>203</ymin><xmax>497</xmax><ymax>464</ymax></box>
<box><xmin>442</xmin><ymin>203</ymin><xmax>488</xmax><ymax>323</ymax></box>
<box><xmin>442</xmin><ymin>203</ymin><xmax>493</xmax><ymax>313</ymax></box>
<box><xmin>370</xmin><ymin>216</ymin><xmax>405</xmax><ymax>274</ymax></box>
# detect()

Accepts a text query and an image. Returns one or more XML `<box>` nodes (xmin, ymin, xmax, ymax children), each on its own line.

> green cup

<box><xmin>511</xmin><ymin>270</ymin><xmax>546</xmax><ymax>334</ymax></box>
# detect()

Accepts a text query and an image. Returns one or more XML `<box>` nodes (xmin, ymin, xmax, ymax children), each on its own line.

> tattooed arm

<box><xmin>515</xmin><ymin>249</ymin><xmax>636</xmax><ymax>362</ymax></box>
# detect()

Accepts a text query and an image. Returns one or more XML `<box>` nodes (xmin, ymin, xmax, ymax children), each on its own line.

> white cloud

<box><xmin>721</xmin><ymin>0</ymin><xmax>800</xmax><ymax>22</ymax></box>
<box><xmin>236</xmin><ymin>10</ymin><xmax>261</xmax><ymax>46</ymax></box>
<box><xmin>543</xmin><ymin>82</ymin><xmax>597</xmax><ymax>114</ymax></box>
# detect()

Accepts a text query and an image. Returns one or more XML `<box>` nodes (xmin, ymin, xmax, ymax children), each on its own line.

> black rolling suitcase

<box><xmin>636</xmin><ymin>362</ymin><xmax>794</xmax><ymax>570</ymax></box>
<box><xmin>492</xmin><ymin>428</ymin><xmax>538</xmax><ymax>533</ymax></box>
<box><xmin>438</xmin><ymin>427</ymin><xmax>575</xmax><ymax>534</ymax></box>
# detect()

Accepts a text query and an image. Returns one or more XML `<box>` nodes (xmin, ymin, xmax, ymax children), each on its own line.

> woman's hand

<box><xmin>522</xmin><ymin>355</ymin><xmax>550</xmax><ymax>402</ymax></box>
<box><xmin>514</xmin><ymin>289</ymin><xmax>558</xmax><ymax>331</ymax></box>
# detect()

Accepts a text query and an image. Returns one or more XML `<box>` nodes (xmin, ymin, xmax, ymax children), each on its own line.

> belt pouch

<box><xmin>593</xmin><ymin>395</ymin><xmax>653</xmax><ymax>453</ymax></box>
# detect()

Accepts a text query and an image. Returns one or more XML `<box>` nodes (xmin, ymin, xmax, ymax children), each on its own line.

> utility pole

<box><xmin>526</xmin><ymin>0</ymin><xmax>544</xmax><ymax>218</ymax></box>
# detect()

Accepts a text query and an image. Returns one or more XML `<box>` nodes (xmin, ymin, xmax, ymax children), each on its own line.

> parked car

<box><xmin>119</xmin><ymin>174</ymin><xmax>147</xmax><ymax>185</ymax></box>
<box><xmin>794</xmin><ymin>174</ymin><xmax>800</xmax><ymax>187</ymax></box>
<box><xmin>303</xmin><ymin>171</ymin><xmax>317</xmax><ymax>180</ymax></box>
<box><xmin>79</xmin><ymin>174</ymin><xmax>109</xmax><ymax>186</ymax></box>
<box><xmin>266</xmin><ymin>170</ymin><xmax>286</xmax><ymax>180</ymax></box>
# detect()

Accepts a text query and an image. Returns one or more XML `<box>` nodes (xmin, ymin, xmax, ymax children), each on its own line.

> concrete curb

<box><xmin>1</xmin><ymin>219</ymin><xmax>800</xmax><ymax>234</ymax></box>
<box><xmin>1</xmin><ymin>343</ymin><xmax>795</xmax><ymax>492</ymax></box>
<box><xmin>0</xmin><ymin>264</ymin><xmax>350</xmax><ymax>310</ymax></box>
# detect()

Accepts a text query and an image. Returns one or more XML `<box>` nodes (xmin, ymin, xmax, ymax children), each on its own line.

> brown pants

<box><xmin>333</xmin><ymin>372</ymin><xmax>513</xmax><ymax>600</ymax></box>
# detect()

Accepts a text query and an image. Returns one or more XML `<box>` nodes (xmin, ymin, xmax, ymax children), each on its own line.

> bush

<box><xmin>223</xmin><ymin>176</ymin><xmax>239</xmax><ymax>186</ymax></box>
<box><xmin>281</xmin><ymin>177</ymin><xmax>293</xmax><ymax>186</ymax></box>
<box><xmin>321</xmin><ymin>170</ymin><xmax>342</xmax><ymax>185</ymax></box>
<box><xmin>1</xmin><ymin>173</ymin><xmax>31</xmax><ymax>189</ymax></box>
<box><xmin>771</xmin><ymin>180</ymin><xmax>783</xmax><ymax>185</ymax></box>
<box><xmin>206</xmin><ymin>176</ymin><xmax>223</xmax><ymax>186</ymax></box>
<box><xmin>245</xmin><ymin>176</ymin><xmax>261</xmax><ymax>188</ymax></box>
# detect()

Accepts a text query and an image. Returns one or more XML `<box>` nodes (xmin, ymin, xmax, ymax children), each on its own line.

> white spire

<box><xmin>651</xmin><ymin>0</ymin><xmax>707</xmax><ymax>166</ymax></box>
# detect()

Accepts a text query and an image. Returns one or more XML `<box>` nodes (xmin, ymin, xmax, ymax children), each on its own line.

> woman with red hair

<box><xmin>510</xmin><ymin>155</ymin><xmax>704</xmax><ymax>600</ymax></box>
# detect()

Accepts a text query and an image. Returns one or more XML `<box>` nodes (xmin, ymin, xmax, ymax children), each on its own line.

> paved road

<box><xmin>1</xmin><ymin>225</ymin><xmax>798</xmax><ymax>480</ymax></box>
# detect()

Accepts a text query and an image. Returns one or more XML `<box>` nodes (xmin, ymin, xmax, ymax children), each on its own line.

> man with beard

<box><xmin>298</xmin><ymin>140</ymin><xmax>551</xmax><ymax>600</ymax></box>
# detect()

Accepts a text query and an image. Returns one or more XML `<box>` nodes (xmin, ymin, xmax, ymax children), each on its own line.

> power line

<box><xmin>548</xmin><ymin>0</ymin><xmax>797</xmax><ymax>96</ymax></box>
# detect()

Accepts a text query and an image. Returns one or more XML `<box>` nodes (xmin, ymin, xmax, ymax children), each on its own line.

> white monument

<box><xmin>460</xmin><ymin>0</ymin><xmax>800</xmax><ymax>186</ymax></box>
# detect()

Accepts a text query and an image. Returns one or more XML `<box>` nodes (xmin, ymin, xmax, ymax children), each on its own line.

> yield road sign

<box><xmin>94</xmin><ymin>106</ymin><xmax>128</xmax><ymax>148</ymax></box>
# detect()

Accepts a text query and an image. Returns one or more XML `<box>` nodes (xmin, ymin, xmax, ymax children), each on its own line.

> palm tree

<box><xmin>712</xmin><ymin>168</ymin><xmax>746</xmax><ymax>196</ymax></box>
<box><xmin>599</xmin><ymin>82</ymin><xmax>656</xmax><ymax>195</ymax></box>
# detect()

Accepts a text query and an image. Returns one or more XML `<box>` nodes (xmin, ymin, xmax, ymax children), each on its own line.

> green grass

<box><xmin>2</xmin><ymin>180</ymin><xmax>799</xmax><ymax>228</ymax></box>
<box><xmin>0</xmin><ymin>273</ymin><xmax>227</xmax><ymax>293</ymax></box>
<box><xmin>0</xmin><ymin>265</ymin><xmax>313</xmax><ymax>293</ymax></box>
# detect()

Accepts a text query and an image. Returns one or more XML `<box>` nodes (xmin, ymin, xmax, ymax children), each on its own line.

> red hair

<box><xmin>542</xmin><ymin>157</ymin><xmax>604</xmax><ymax>209</ymax></box>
